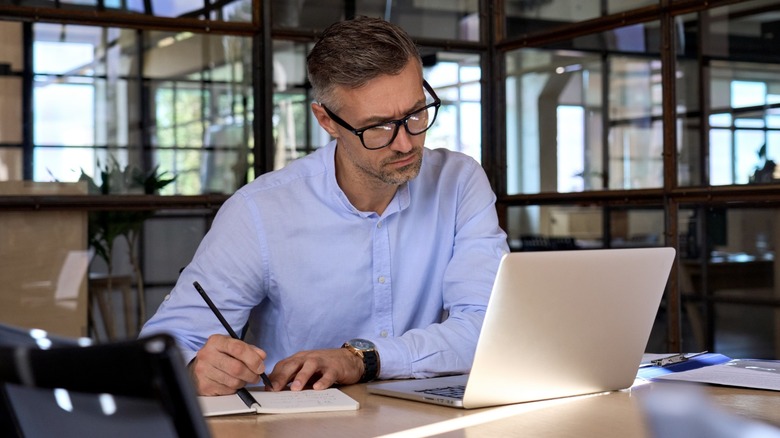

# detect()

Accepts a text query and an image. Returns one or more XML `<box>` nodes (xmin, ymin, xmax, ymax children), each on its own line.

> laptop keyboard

<box><xmin>415</xmin><ymin>385</ymin><xmax>466</xmax><ymax>399</ymax></box>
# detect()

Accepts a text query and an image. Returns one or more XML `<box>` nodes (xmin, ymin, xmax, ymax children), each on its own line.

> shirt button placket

<box><xmin>372</xmin><ymin>218</ymin><xmax>393</xmax><ymax>339</ymax></box>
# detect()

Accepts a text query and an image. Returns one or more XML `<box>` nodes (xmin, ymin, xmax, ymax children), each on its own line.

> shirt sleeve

<box><xmin>373</xmin><ymin>160</ymin><xmax>509</xmax><ymax>379</ymax></box>
<box><xmin>139</xmin><ymin>192</ymin><xmax>268</xmax><ymax>364</ymax></box>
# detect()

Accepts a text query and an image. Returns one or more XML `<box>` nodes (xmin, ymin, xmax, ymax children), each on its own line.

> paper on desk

<box><xmin>199</xmin><ymin>388</ymin><xmax>360</xmax><ymax>416</ymax></box>
<box><xmin>653</xmin><ymin>359</ymin><xmax>780</xmax><ymax>391</ymax></box>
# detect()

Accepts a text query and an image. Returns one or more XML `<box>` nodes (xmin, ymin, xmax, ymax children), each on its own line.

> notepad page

<box><xmin>248</xmin><ymin>388</ymin><xmax>359</xmax><ymax>414</ymax></box>
<box><xmin>199</xmin><ymin>394</ymin><xmax>255</xmax><ymax>417</ymax></box>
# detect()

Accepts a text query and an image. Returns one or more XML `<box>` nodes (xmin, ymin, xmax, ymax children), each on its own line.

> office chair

<box><xmin>0</xmin><ymin>324</ymin><xmax>210</xmax><ymax>438</ymax></box>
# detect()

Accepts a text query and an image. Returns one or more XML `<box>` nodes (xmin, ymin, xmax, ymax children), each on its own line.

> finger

<box><xmin>311</xmin><ymin>367</ymin><xmax>340</xmax><ymax>390</ymax></box>
<box><xmin>196</xmin><ymin>336</ymin><xmax>262</xmax><ymax>390</ymax></box>
<box><xmin>252</xmin><ymin>347</ymin><xmax>267</xmax><ymax>361</ymax></box>
<box><xmin>268</xmin><ymin>357</ymin><xmax>300</xmax><ymax>391</ymax></box>
<box><xmin>190</xmin><ymin>356</ymin><xmax>245</xmax><ymax>395</ymax></box>
<box><xmin>212</xmin><ymin>336</ymin><xmax>265</xmax><ymax>381</ymax></box>
<box><xmin>290</xmin><ymin>359</ymin><xmax>320</xmax><ymax>391</ymax></box>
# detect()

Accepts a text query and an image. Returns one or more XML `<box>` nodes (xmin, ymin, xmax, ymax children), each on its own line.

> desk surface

<box><xmin>207</xmin><ymin>381</ymin><xmax>780</xmax><ymax>437</ymax></box>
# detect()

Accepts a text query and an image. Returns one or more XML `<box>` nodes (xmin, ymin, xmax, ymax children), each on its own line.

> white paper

<box><xmin>249</xmin><ymin>387</ymin><xmax>360</xmax><ymax>414</ymax></box>
<box><xmin>199</xmin><ymin>388</ymin><xmax>360</xmax><ymax>416</ymax></box>
<box><xmin>198</xmin><ymin>394</ymin><xmax>254</xmax><ymax>417</ymax></box>
<box><xmin>654</xmin><ymin>359</ymin><xmax>780</xmax><ymax>391</ymax></box>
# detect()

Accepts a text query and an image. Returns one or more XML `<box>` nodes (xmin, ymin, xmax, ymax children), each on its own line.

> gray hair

<box><xmin>307</xmin><ymin>16</ymin><xmax>422</xmax><ymax>109</ymax></box>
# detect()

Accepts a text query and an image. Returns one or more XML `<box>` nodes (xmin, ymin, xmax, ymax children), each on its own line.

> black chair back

<box><xmin>0</xmin><ymin>324</ymin><xmax>210</xmax><ymax>438</ymax></box>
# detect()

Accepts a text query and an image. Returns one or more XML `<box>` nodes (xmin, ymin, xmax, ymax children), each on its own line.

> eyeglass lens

<box><xmin>362</xmin><ymin>105</ymin><xmax>436</xmax><ymax>149</ymax></box>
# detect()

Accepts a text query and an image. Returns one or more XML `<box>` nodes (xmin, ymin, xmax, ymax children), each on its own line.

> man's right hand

<box><xmin>189</xmin><ymin>334</ymin><xmax>267</xmax><ymax>396</ymax></box>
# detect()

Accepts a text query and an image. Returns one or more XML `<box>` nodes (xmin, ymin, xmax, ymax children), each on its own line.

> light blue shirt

<box><xmin>141</xmin><ymin>140</ymin><xmax>508</xmax><ymax>379</ymax></box>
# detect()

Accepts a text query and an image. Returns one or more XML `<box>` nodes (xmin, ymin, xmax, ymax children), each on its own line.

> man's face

<box><xmin>316</xmin><ymin>61</ymin><xmax>428</xmax><ymax>188</ymax></box>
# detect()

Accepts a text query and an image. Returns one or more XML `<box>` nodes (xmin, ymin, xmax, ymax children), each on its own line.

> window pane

<box><xmin>424</xmin><ymin>52</ymin><xmax>482</xmax><ymax>163</ymax></box>
<box><xmin>218</xmin><ymin>0</ymin><xmax>253</xmax><ymax>22</ymax></box>
<box><xmin>143</xmin><ymin>31</ymin><xmax>252</xmax><ymax>194</ymax></box>
<box><xmin>272</xmin><ymin>40</ymin><xmax>325</xmax><ymax>169</ymax></box>
<box><xmin>505</xmin><ymin>0</ymin><xmax>657</xmax><ymax>38</ymax></box>
<box><xmin>679</xmin><ymin>206</ymin><xmax>778</xmax><ymax>358</ymax></box>
<box><xmin>737</xmin><ymin>130</ymin><xmax>766</xmax><ymax>184</ymax></box>
<box><xmin>557</xmin><ymin>105</ymin><xmax>584</xmax><ymax>192</ymax></box>
<box><xmin>33</xmin><ymin>80</ymin><xmax>95</xmax><ymax>147</ymax></box>
<box><xmin>677</xmin><ymin>2</ymin><xmax>780</xmax><ymax>187</ymax></box>
<box><xmin>505</xmin><ymin>22</ymin><xmax>662</xmax><ymax>195</ymax></box>
<box><xmin>15</xmin><ymin>0</ymin><xmax>252</xmax><ymax>21</ymax></box>
<box><xmin>32</xmin><ymin>24</ymin><xmax>141</xmax><ymax>183</ymax></box>
<box><xmin>155</xmin><ymin>149</ymin><xmax>203</xmax><ymax>195</ymax></box>
<box><xmin>505</xmin><ymin>205</ymin><xmax>666</xmax><ymax>251</ymax></box>
<box><xmin>709</xmin><ymin>129</ymin><xmax>732</xmax><ymax>186</ymax></box>
<box><xmin>271</xmin><ymin>0</ymin><xmax>479</xmax><ymax>42</ymax></box>
<box><xmin>142</xmin><ymin>216</ymin><xmax>207</xmax><ymax>283</ymax></box>
<box><xmin>31</xmin><ymin>22</ymin><xmax>253</xmax><ymax>194</ymax></box>
<box><xmin>33</xmin><ymin>146</ymin><xmax>96</xmax><ymax>183</ymax></box>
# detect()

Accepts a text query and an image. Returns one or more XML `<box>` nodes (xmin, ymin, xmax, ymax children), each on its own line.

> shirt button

<box><xmin>164</xmin><ymin>294</ymin><xmax>171</xmax><ymax>301</ymax></box>
<box><xmin>377</xmin><ymin>221</ymin><xmax>382</xmax><ymax>229</ymax></box>
<box><xmin>380</xmin><ymin>330</ymin><xmax>388</xmax><ymax>338</ymax></box>
<box><xmin>378</xmin><ymin>276</ymin><xmax>386</xmax><ymax>284</ymax></box>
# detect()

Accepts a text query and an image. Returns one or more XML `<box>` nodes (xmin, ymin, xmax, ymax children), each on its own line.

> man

<box><xmin>140</xmin><ymin>16</ymin><xmax>508</xmax><ymax>395</ymax></box>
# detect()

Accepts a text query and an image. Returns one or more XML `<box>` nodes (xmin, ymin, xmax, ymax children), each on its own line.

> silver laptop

<box><xmin>368</xmin><ymin>247</ymin><xmax>676</xmax><ymax>409</ymax></box>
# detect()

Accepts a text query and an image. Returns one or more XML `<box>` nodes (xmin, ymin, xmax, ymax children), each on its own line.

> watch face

<box><xmin>349</xmin><ymin>339</ymin><xmax>375</xmax><ymax>350</ymax></box>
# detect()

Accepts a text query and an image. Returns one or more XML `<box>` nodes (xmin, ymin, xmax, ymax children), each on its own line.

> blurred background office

<box><xmin>0</xmin><ymin>0</ymin><xmax>778</xmax><ymax>361</ymax></box>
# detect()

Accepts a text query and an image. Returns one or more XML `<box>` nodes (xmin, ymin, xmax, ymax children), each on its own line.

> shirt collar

<box><xmin>325</xmin><ymin>140</ymin><xmax>413</xmax><ymax>218</ymax></box>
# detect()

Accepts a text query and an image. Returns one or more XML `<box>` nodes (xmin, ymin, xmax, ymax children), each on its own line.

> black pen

<box><xmin>193</xmin><ymin>281</ymin><xmax>274</xmax><ymax>392</ymax></box>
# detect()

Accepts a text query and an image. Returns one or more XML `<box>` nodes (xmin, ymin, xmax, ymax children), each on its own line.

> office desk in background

<box><xmin>207</xmin><ymin>381</ymin><xmax>780</xmax><ymax>437</ymax></box>
<box><xmin>680</xmin><ymin>253</ymin><xmax>778</xmax><ymax>355</ymax></box>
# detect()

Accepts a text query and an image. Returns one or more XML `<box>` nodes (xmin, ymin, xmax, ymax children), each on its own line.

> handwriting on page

<box><xmin>259</xmin><ymin>390</ymin><xmax>342</xmax><ymax>407</ymax></box>
<box><xmin>248</xmin><ymin>388</ymin><xmax>359</xmax><ymax>413</ymax></box>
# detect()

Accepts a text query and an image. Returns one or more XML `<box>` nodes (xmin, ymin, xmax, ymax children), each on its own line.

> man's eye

<box><xmin>368</xmin><ymin>124</ymin><xmax>394</xmax><ymax>132</ymax></box>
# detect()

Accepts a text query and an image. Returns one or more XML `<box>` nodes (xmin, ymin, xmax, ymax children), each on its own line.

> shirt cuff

<box><xmin>372</xmin><ymin>337</ymin><xmax>412</xmax><ymax>379</ymax></box>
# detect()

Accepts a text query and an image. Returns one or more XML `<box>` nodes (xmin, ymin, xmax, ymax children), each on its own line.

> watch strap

<box><xmin>359</xmin><ymin>349</ymin><xmax>379</xmax><ymax>383</ymax></box>
<box><xmin>342</xmin><ymin>341</ymin><xmax>380</xmax><ymax>383</ymax></box>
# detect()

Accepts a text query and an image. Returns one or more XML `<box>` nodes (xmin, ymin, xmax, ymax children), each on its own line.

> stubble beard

<box><xmin>374</xmin><ymin>149</ymin><xmax>423</xmax><ymax>186</ymax></box>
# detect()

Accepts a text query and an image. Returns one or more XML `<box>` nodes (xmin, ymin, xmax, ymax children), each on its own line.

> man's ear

<box><xmin>311</xmin><ymin>103</ymin><xmax>340</xmax><ymax>138</ymax></box>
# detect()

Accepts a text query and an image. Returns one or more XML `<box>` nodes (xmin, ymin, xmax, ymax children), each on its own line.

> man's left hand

<box><xmin>267</xmin><ymin>348</ymin><xmax>364</xmax><ymax>391</ymax></box>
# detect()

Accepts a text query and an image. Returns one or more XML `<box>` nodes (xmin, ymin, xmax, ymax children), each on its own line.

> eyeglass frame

<box><xmin>320</xmin><ymin>80</ymin><xmax>442</xmax><ymax>150</ymax></box>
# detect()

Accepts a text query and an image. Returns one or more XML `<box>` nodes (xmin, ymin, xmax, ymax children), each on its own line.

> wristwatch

<box><xmin>342</xmin><ymin>338</ymin><xmax>380</xmax><ymax>383</ymax></box>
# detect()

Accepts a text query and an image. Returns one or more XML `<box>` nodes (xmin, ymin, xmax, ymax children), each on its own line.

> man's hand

<box><xmin>189</xmin><ymin>334</ymin><xmax>267</xmax><ymax>396</ymax></box>
<box><xmin>268</xmin><ymin>348</ymin><xmax>364</xmax><ymax>391</ymax></box>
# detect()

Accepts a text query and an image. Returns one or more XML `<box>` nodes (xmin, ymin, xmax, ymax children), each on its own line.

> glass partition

<box><xmin>4</xmin><ymin>0</ymin><xmax>254</xmax><ymax>21</ymax></box>
<box><xmin>678</xmin><ymin>206</ymin><xmax>779</xmax><ymax>358</ymax></box>
<box><xmin>271</xmin><ymin>0</ymin><xmax>480</xmax><ymax>41</ymax></box>
<box><xmin>505</xmin><ymin>204</ymin><xmax>665</xmax><ymax>251</ymax></box>
<box><xmin>423</xmin><ymin>52</ymin><xmax>482</xmax><ymax>164</ymax></box>
<box><xmin>676</xmin><ymin>1</ymin><xmax>780</xmax><ymax>187</ymax></box>
<box><xmin>272</xmin><ymin>40</ymin><xmax>324</xmax><ymax>170</ymax></box>
<box><xmin>505</xmin><ymin>0</ymin><xmax>658</xmax><ymax>38</ymax></box>
<box><xmin>505</xmin><ymin>21</ymin><xmax>662</xmax><ymax>195</ymax></box>
<box><xmin>32</xmin><ymin>23</ymin><xmax>253</xmax><ymax>195</ymax></box>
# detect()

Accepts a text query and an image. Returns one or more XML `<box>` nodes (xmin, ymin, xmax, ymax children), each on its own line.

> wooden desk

<box><xmin>207</xmin><ymin>382</ymin><xmax>780</xmax><ymax>437</ymax></box>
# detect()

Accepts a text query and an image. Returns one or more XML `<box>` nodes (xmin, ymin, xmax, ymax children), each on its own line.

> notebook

<box><xmin>368</xmin><ymin>247</ymin><xmax>676</xmax><ymax>409</ymax></box>
<box><xmin>199</xmin><ymin>387</ymin><xmax>359</xmax><ymax>416</ymax></box>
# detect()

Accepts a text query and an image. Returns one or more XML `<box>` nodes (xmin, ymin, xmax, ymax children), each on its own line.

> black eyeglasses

<box><xmin>321</xmin><ymin>80</ymin><xmax>441</xmax><ymax>150</ymax></box>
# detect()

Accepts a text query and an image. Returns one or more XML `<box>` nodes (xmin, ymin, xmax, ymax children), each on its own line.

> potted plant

<box><xmin>80</xmin><ymin>159</ymin><xmax>176</xmax><ymax>339</ymax></box>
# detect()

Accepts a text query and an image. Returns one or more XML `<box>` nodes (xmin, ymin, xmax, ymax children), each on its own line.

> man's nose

<box><xmin>388</xmin><ymin>125</ymin><xmax>414</xmax><ymax>153</ymax></box>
